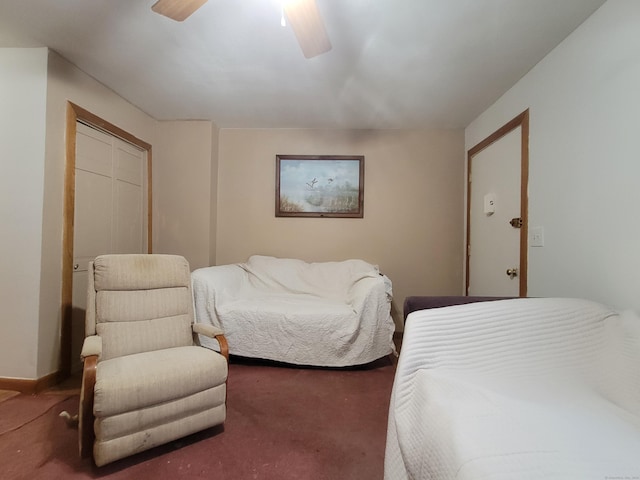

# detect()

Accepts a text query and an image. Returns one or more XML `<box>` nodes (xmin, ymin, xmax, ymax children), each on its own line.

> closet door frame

<box><xmin>61</xmin><ymin>102</ymin><xmax>152</xmax><ymax>377</ymax></box>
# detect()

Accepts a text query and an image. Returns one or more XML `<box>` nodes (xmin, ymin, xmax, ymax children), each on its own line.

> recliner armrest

<box><xmin>192</xmin><ymin>323</ymin><xmax>225</xmax><ymax>338</ymax></box>
<box><xmin>81</xmin><ymin>335</ymin><xmax>102</xmax><ymax>359</ymax></box>
<box><xmin>192</xmin><ymin>323</ymin><xmax>229</xmax><ymax>361</ymax></box>
<box><xmin>79</xmin><ymin>339</ymin><xmax>99</xmax><ymax>459</ymax></box>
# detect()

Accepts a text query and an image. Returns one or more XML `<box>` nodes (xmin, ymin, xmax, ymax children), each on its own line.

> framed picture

<box><xmin>276</xmin><ymin>155</ymin><xmax>365</xmax><ymax>218</ymax></box>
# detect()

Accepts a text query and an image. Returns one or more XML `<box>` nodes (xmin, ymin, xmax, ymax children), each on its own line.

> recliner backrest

<box><xmin>87</xmin><ymin>254</ymin><xmax>195</xmax><ymax>361</ymax></box>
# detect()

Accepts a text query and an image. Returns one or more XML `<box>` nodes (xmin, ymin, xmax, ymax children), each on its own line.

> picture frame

<box><xmin>276</xmin><ymin>155</ymin><xmax>365</xmax><ymax>218</ymax></box>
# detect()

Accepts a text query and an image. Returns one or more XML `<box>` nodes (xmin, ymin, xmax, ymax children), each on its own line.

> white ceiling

<box><xmin>0</xmin><ymin>0</ymin><xmax>606</xmax><ymax>129</ymax></box>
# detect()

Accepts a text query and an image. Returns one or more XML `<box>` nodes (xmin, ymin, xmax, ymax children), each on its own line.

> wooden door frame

<box><xmin>465</xmin><ymin>109</ymin><xmax>529</xmax><ymax>297</ymax></box>
<box><xmin>60</xmin><ymin>102</ymin><xmax>153</xmax><ymax>376</ymax></box>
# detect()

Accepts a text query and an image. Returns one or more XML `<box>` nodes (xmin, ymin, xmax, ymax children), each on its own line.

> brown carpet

<box><xmin>0</xmin><ymin>356</ymin><xmax>396</xmax><ymax>479</ymax></box>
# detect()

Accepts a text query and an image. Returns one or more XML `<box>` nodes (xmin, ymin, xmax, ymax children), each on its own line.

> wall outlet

<box><xmin>530</xmin><ymin>226</ymin><xmax>544</xmax><ymax>247</ymax></box>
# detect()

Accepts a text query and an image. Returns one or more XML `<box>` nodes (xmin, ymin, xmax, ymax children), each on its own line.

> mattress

<box><xmin>385</xmin><ymin>297</ymin><xmax>640</xmax><ymax>479</ymax></box>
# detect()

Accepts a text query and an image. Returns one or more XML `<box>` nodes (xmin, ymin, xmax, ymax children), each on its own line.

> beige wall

<box><xmin>154</xmin><ymin>120</ymin><xmax>215</xmax><ymax>270</ymax></box>
<box><xmin>209</xmin><ymin>122</ymin><xmax>220</xmax><ymax>266</ymax></box>
<box><xmin>1</xmin><ymin>48</ymin><xmax>161</xmax><ymax>379</ymax></box>
<box><xmin>37</xmin><ymin>51</ymin><xmax>160</xmax><ymax>378</ymax></box>
<box><xmin>0</xmin><ymin>48</ymin><xmax>48</xmax><ymax>379</ymax></box>
<box><xmin>1</xmin><ymin>47</ymin><xmax>215</xmax><ymax>380</ymax></box>
<box><xmin>217</xmin><ymin>128</ymin><xmax>465</xmax><ymax>329</ymax></box>
<box><xmin>0</xmin><ymin>48</ymin><xmax>218</xmax><ymax>380</ymax></box>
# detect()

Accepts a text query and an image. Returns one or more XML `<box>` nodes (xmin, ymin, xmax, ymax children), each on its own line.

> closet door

<box><xmin>71</xmin><ymin>122</ymin><xmax>147</xmax><ymax>371</ymax></box>
<box><xmin>113</xmin><ymin>139</ymin><xmax>145</xmax><ymax>254</ymax></box>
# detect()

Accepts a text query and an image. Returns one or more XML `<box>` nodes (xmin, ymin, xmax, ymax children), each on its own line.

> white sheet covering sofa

<box><xmin>385</xmin><ymin>297</ymin><xmax>640</xmax><ymax>480</ymax></box>
<box><xmin>191</xmin><ymin>255</ymin><xmax>395</xmax><ymax>366</ymax></box>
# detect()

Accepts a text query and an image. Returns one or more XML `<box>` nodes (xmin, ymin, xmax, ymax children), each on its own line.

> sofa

<box><xmin>385</xmin><ymin>297</ymin><xmax>640</xmax><ymax>479</ymax></box>
<box><xmin>191</xmin><ymin>255</ymin><xmax>396</xmax><ymax>367</ymax></box>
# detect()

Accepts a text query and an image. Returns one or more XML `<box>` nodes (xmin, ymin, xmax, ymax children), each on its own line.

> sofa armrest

<box><xmin>192</xmin><ymin>264</ymin><xmax>248</xmax><ymax>294</ymax></box>
<box><xmin>348</xmin><ymin>274</ymin><xmax>390</xmax><ymax>310</ymax></box>
<box><xmin>192</xmin><ymin>323</ymin><xmax>229</xmax><ymax>361</ymax></box>
<box><xmin>191</xmin><ymin>264</ymin><xmax>248</xmax><ymax>329</ymax></box>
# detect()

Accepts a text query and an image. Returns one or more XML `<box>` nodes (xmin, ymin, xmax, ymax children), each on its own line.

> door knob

<box><xmin>506</xmin><ymin>268</ymin><xmax>518</xmax><ymax>279</ymax></box>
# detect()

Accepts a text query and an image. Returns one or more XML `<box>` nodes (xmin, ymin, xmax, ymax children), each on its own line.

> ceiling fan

<box><xmin>151</xmin><ymin>0</ymin><xmax>332</xmax><ymax>59</ymax></box>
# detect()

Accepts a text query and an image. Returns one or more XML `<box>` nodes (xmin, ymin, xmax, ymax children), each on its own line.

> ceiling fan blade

<box><xmin>151</xmin><ymin>0</ymin><xmax>208</xmax><ymax>22</ymax></box>
<box><xmin>283</xmin><ymin>0</ymin><xmax>332</xmax><ymax>59</ymax></box>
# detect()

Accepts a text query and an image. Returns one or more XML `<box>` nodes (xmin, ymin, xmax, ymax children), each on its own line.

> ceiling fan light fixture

<box><xmin>151</xmin><ymin>0</ymin><xmax>208</xmax><ymax>22</ymax></box>
<box><xmin>283</xmin><ymin>0</ymin><xmax>332</xmax><ymax>59</ymax></box>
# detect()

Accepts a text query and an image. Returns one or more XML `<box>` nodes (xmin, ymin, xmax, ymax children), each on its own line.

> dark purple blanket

<box><xmin>403</xmin><ymin>296</ymin><xmax>514</xmax><ymax>322</ymax></box>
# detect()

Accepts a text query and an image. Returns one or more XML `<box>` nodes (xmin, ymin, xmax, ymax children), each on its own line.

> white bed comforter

<box><xmin>385</xmin><ymin>298</ymin><xmax>640</xmax><ymax>480</ymax></box>
<box><xmin>191</xmin><ymin>255</ymin><xmax>395</xmax><ymax>366</ymax></box>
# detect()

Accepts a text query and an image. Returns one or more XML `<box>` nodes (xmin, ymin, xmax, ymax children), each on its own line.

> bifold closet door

<box><xmin>71</xmin><ymin>122</ymin><xmax>147</xmax><ymax>371</ymax></box>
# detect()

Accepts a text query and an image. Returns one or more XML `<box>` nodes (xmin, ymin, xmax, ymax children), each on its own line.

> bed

<box><xmin>191</xmin><ymin>255</ymin><xmax>396</xmax><ymax>367</ymax></box>
<box><xmin>385</xmin><ymin>297</ymin><xmax>640</xmax><ymax>479</ymax></box>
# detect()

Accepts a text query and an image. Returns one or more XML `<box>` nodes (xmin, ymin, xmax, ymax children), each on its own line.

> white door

<box><xmin>71</xmin><ymin>122</ymin><xmax>147</xmax><ymax>371</ymax></box>
<box><xmin>467</xmin><ymin>111</ymin><xmax>528</xmax><ymax>297</ymax></box>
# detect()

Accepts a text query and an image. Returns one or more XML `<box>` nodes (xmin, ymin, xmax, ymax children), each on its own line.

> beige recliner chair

<box><xmin>79</xmin><ymin>254</ymin><xmax>229</xmax><ymax>466</ymax></box>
